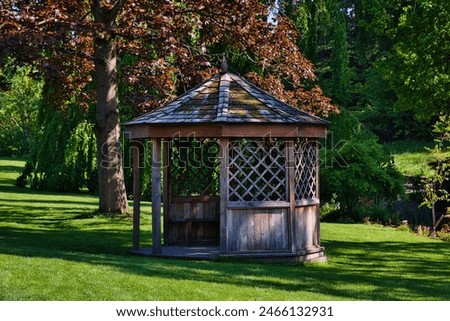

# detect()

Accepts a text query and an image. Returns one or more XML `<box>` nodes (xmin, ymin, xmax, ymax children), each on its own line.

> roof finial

<box><xmin>220</xmin><ymin>56</ymin><xmax>228</xmax><ymax>74</ymax></box>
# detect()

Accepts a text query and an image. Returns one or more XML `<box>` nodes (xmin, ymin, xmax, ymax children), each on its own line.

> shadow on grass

<box><xmin>0</xmin><ymin>184</ymin><xmax>97</xmax><ymax>200</ymax></box>
<box><xmin>0</xmin><ymin>197</ymin><xmax>99</xmax><ymax>207</ymax></box>
<box><xmin>1</xmin><ymin>222</ymin><xmax>450</xmax><ymax>300</ymax></box>
<box><xmin>0</xmin><ymin>164</ymin><xmax>25</xmax><ymax>173</ymax></box>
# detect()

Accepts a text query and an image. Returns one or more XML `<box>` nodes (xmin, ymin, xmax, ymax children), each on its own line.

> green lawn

<box><xmin>1</xmin><ymin>157</ymin><xmax>450</xmax><ymax>300</ymax></box>
<box><xmin>384</xmin><ymin>139</ymin><xmax>450</xmax><ymax>177</ymax></box>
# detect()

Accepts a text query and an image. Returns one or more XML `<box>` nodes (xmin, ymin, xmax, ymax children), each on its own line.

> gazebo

<box><xmin>124</xmin><ymin>68</ymin><xmax>329</xmax><ymax>262</ymax></box>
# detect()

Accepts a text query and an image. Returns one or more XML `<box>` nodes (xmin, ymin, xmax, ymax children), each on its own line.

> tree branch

<box><xmin>110</xmin><ymin>0</ymin><xmax>127</xmax><ymax>20</ymax></box>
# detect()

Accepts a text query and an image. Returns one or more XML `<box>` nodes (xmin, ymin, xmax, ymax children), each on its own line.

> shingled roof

<box><xmin>125</xmin><ymin>72</ymin><xmax>328</xmax><ymax>126</ymax></box>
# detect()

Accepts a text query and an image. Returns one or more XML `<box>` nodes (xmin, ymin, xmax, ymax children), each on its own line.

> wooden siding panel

<box><xmin>227</xmin><ymin>208</ymin><xmax>289</xmax><ymax>252</ymax></box>
<box><xmin>294</xmin><ymin>205</ymin><xmax>320</xmax><ymax>250</ymax></box>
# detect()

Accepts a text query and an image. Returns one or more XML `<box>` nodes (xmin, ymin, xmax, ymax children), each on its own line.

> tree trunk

<box><xmin>92</xmin><ymin>1</ymin><xmax>128</xmax><ymax>214</ymax></box>
<box><xmin>431</xmin><ymin>204</ymin><xmax>436</xmax><ymax>238</ymax></box>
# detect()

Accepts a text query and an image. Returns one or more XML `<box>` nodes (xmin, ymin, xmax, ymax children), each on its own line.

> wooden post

<box><xmin>162</xmin><ymin>139</ymin><xmax>170</xmax><ymax>246</ymax></box>
<box><xmin>152</xmin><ymin>138</ymin><xmax>162</xmax><ymax>254</ymax></box>
<box><xmin>286</xmin><ymin>140</ymin><xmax>297</xmax><ymax>254</ymax></box>
<box><xmin>219</xmin><ymin>137</ymin><xmax>229</xmax><ymax>253</ymax></box>
<box><xmin>315</xmin><ymin>140</ymin><xmax>321</xmax><ymax>245</ymax></box>
<box><xmin>132</xmin><ymin>141</ymin><xmax>141</xmax><ymax>250</ymax></box>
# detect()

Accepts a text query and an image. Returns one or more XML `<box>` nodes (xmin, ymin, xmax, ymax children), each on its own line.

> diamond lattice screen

<box><xmin>170</xmin><ymin>138</ymin><xmax>220</xmax><ymax>197</ymax></box>
<box><xmin>294</xmin><ymin>139</ymin><xmax>317</xmax><ymax>201</ymax></box>
<box><xmin>228</xmin><ymin>139</ymin><xmax>287</xmax><ymax>202</ymax></box>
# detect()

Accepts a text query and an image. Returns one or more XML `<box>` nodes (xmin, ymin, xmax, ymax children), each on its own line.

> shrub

<box><xmin>15</xmin><ymin>161</ymin><xmax>33</xmax><ymax>188</ymax></box>
<box><xmin>320</xmin><ymin>110</ymin><xmax>405</xmax><ymax>220</ymax></box>
<box><xmin>415</xmin><ymin>225</ymin><xmax>431</xmax><ymax>237</ymax></box>
<box><xmin>397</xmin><ymin>223</ymin><xmax>412</xmax><ymax>233</ymax></box>
<box><xmin>357</xmin><ymin>205</ymin><xmax>401</xmax><ymax>225</ymax></box>
<box><xmin>320</xmin><ymin>193</ymin><xmax>340</xmax><ymax>221</ymax></box>
<box><xmin>437</xmin><ymin>230</ymin><xmax>450</xmax><ymax>242</ymax></box>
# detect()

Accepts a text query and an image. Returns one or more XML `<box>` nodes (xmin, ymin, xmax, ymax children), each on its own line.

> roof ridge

<box><xmin>216</xmin><ymin>73</ymin><xmax>231</xmax><ymax>122</ymax></box>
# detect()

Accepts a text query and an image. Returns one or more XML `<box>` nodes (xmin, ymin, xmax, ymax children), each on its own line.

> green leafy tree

<box><xmin>285</xmin><ymin>0</ymin><xmax>355</xmax><ymax>107</ymax></box>
<box><xmin>378</xmin><ymin>0</ymin><xmax>450</xmax><ymax>120</ymax></box>
<box><xmin>321</xmin><ymin>110</ymin><xmax>405</xmax><ymax>219</ymax></box>
<box><xmin>420</xmin><ymin>115</ymin><xmax>450</xmax><ymax>236</ymax></box>
<box><xmin>0</xmin><ymin>62</ymin><xmax>43</xmax><ymax>155</ymax></box>
<box><xmin>28</xmin><ymin>102</ymin><xmax>97</xmax><ymax>193</ymax></box>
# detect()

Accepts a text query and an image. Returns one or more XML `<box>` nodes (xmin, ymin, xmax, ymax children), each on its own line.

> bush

<box><xmin>320</xmin><ymin>110</ymin><xmax>405</xmax><ymax>220</ymax></box>
<box><xmin>15</xmin><ymin>161</ymin><xmax>33</xmax><ymax>188</ymax></box>
<box><xmin>356</xmin><ymin>204</ymin><xmax>401</xmax><ymax>225</ymax></box>
<box><xmin>397</xmin><ymin>223</ymin><xmax>412</xmax><ymax>233</ymax></box>
<box><xmin>415</xmin><ymin>225</ymin><xmax>431</xmax><ymax>237</ymax></box>
<box><xmin>437</xmin><ymin>230</ymin><xmax>450</xmax><ymax>242</ymax></box>
<box><xmin>320</xmin><ymin>193</ymin><xmax>340</xmax><ymax>221</ymax></box>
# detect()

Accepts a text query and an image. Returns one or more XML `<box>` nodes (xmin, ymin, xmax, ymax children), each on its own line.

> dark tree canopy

<box><xmin>0</xmin><ymin>0</ymin><xmax>336</xmax><ymax>114</ymax></box>
<box><xmin>0</xmin><ymin>0</ymin><xmax>336</xmax><ymax>213</ymax></box>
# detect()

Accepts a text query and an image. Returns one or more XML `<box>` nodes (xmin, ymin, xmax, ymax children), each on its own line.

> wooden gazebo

<box><xmin>125</xmin><ymin>69</ymin><xmax>329</xmax><ymax>262</ymax></box>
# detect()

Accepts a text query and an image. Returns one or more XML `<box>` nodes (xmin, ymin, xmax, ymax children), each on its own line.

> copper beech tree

<box><xmin>0</xmin><ymin>0</ymin><xmax>336</xmax><ymax>214</ymax></box>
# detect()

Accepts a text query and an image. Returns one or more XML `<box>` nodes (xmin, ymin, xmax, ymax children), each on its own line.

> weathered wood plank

<box><xmin>219</xmin><ymin>137</ymin><xmax>229</xmax><ymax>253</ymax></box>
<box><xmin>247</xmin><ymin>210</ymin><xmax>255</xmax><ymax>251</ymax></box>
<box><xmin>172</xmin><ymin>195</ymin><xmax>220</xmax><ymax>203</ymax></box>
<box><xmin>163</xmin><ymin>139</ymin><xmax>170</xmax><ymax>246</ymax></box>
<box><xmin>286</xmin><ymin>140</ymin><xmax>296</xmax><ymax>253</ymax></box>
<box><xmin>262</xmin><ymin>210</ymin><xmax>270</xmax><ymax>250</ymax></box>
<box><xmin>227</xmin><ymin>201</ymin><xmax>290</xmax><ymax>209</ymax></box>
<box><xmin>195</xmin><ymin>202</ymin><xmax>204</xmax><ymax>241</ymax></box>
<box><xmin>315</xmin><ymin>141</ymin><xmax>321</xmax><ymax>247</ymax></box>
<box><xmin>132</xmin><ymin>141</ymin><xmax>141</xmax><ymax>250</ymax></box>
<box><xmin>254</xmin><ymin>211</ymin><xmax>262</xmax><ymax>250</ymax></box>
<box><xmin>152</xmin><ymin>138</ymin><xmax>162</xmax><ymax>254</ymax></box>
<box><xmin>232</xmin><ymin>210</ymin><xmax>237</xmax><ymax>251</ymax></box>
<box><xmin>281</xmin><ymin>208</ymin><xmax>289</xmax><ymax>250</ymax></box>
<box><xmin>295</xmin><ymin>199</ymin><xmax>320</xmax><ymax>207</ymax></box>
<box><xmin>275</xmin><ymin>210</ymin><xmax>283</xmax><ymax>250</ymax></box>
<box><xmin>238</xmin><ymin>210</ymin><xmax>248</xmax><ymax>252</ymax></box>
<box><xmin>268</xmin><ymin>210</ymin><xmax>276</xmax><ymax>251</ymax></box>
<box><xmin>183</xmin><ymin>203</ymin><xmax>190</xmax><ymax>219</ymax></box>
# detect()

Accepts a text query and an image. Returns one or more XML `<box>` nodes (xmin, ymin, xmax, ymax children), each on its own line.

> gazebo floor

<box><xmin>129</xmin><ymin>246</ymin><xmax>326</xmax><ymax>263</ymax></box>
<box><xmin>129</xmin><ymin>246</ymin><xmax>220</xmax><ymax>260</ymax></box>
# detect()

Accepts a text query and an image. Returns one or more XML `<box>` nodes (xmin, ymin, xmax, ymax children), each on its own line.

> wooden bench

<box><xmin>169</xmin><ymin>218</ymin><xmax>219</xmax><ymax>246</ymax></box>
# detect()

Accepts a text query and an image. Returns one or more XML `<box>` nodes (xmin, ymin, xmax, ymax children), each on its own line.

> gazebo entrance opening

<box><xmin>166</xmin><ymin>137</ymin><xmax>221</xmax><ymax>247</ymax></box>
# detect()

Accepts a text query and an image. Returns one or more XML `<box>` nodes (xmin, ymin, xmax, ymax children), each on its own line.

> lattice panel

<box><xmin>294</xmin><ymin>139</ymin><xmax>317</xmax><ymax>200</ymax></box>
<box><xmin>228</xmin><ymin>139</ymin><xmax>287</xmax><ymax>202</ymax></box>
<box><xmin>170</xmin><ymin>138</ymin><xmax>220</xmax><ymax>196</ymax></box>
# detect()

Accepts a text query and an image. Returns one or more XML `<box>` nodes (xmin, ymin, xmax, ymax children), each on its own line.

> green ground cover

<box><xmin>384</xmin><ymin>140</ymin><xmax>450</xmax><ymax>177</ymax></box>
<box><xmin>1</xmin><ymin>157</ymin><xmax>449</xmax><ymax>300</ymax></box>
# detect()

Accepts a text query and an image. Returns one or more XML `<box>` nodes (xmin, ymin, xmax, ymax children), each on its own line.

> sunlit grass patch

<box><xmin>1</xmin><ymin>157</ymin><xmax>449</xmax><ymax>301</ymax></box>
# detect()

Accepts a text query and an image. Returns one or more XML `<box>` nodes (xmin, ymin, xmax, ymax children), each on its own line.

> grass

<box><xmin>384</xmin><ymin>139</ymin><xmax>450</xmax><ymax>177</ymax></box>
<box><xmin>1</xmin><ymin>157</ymin><xmax>450</xmax><ymax>300</ymax></box>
